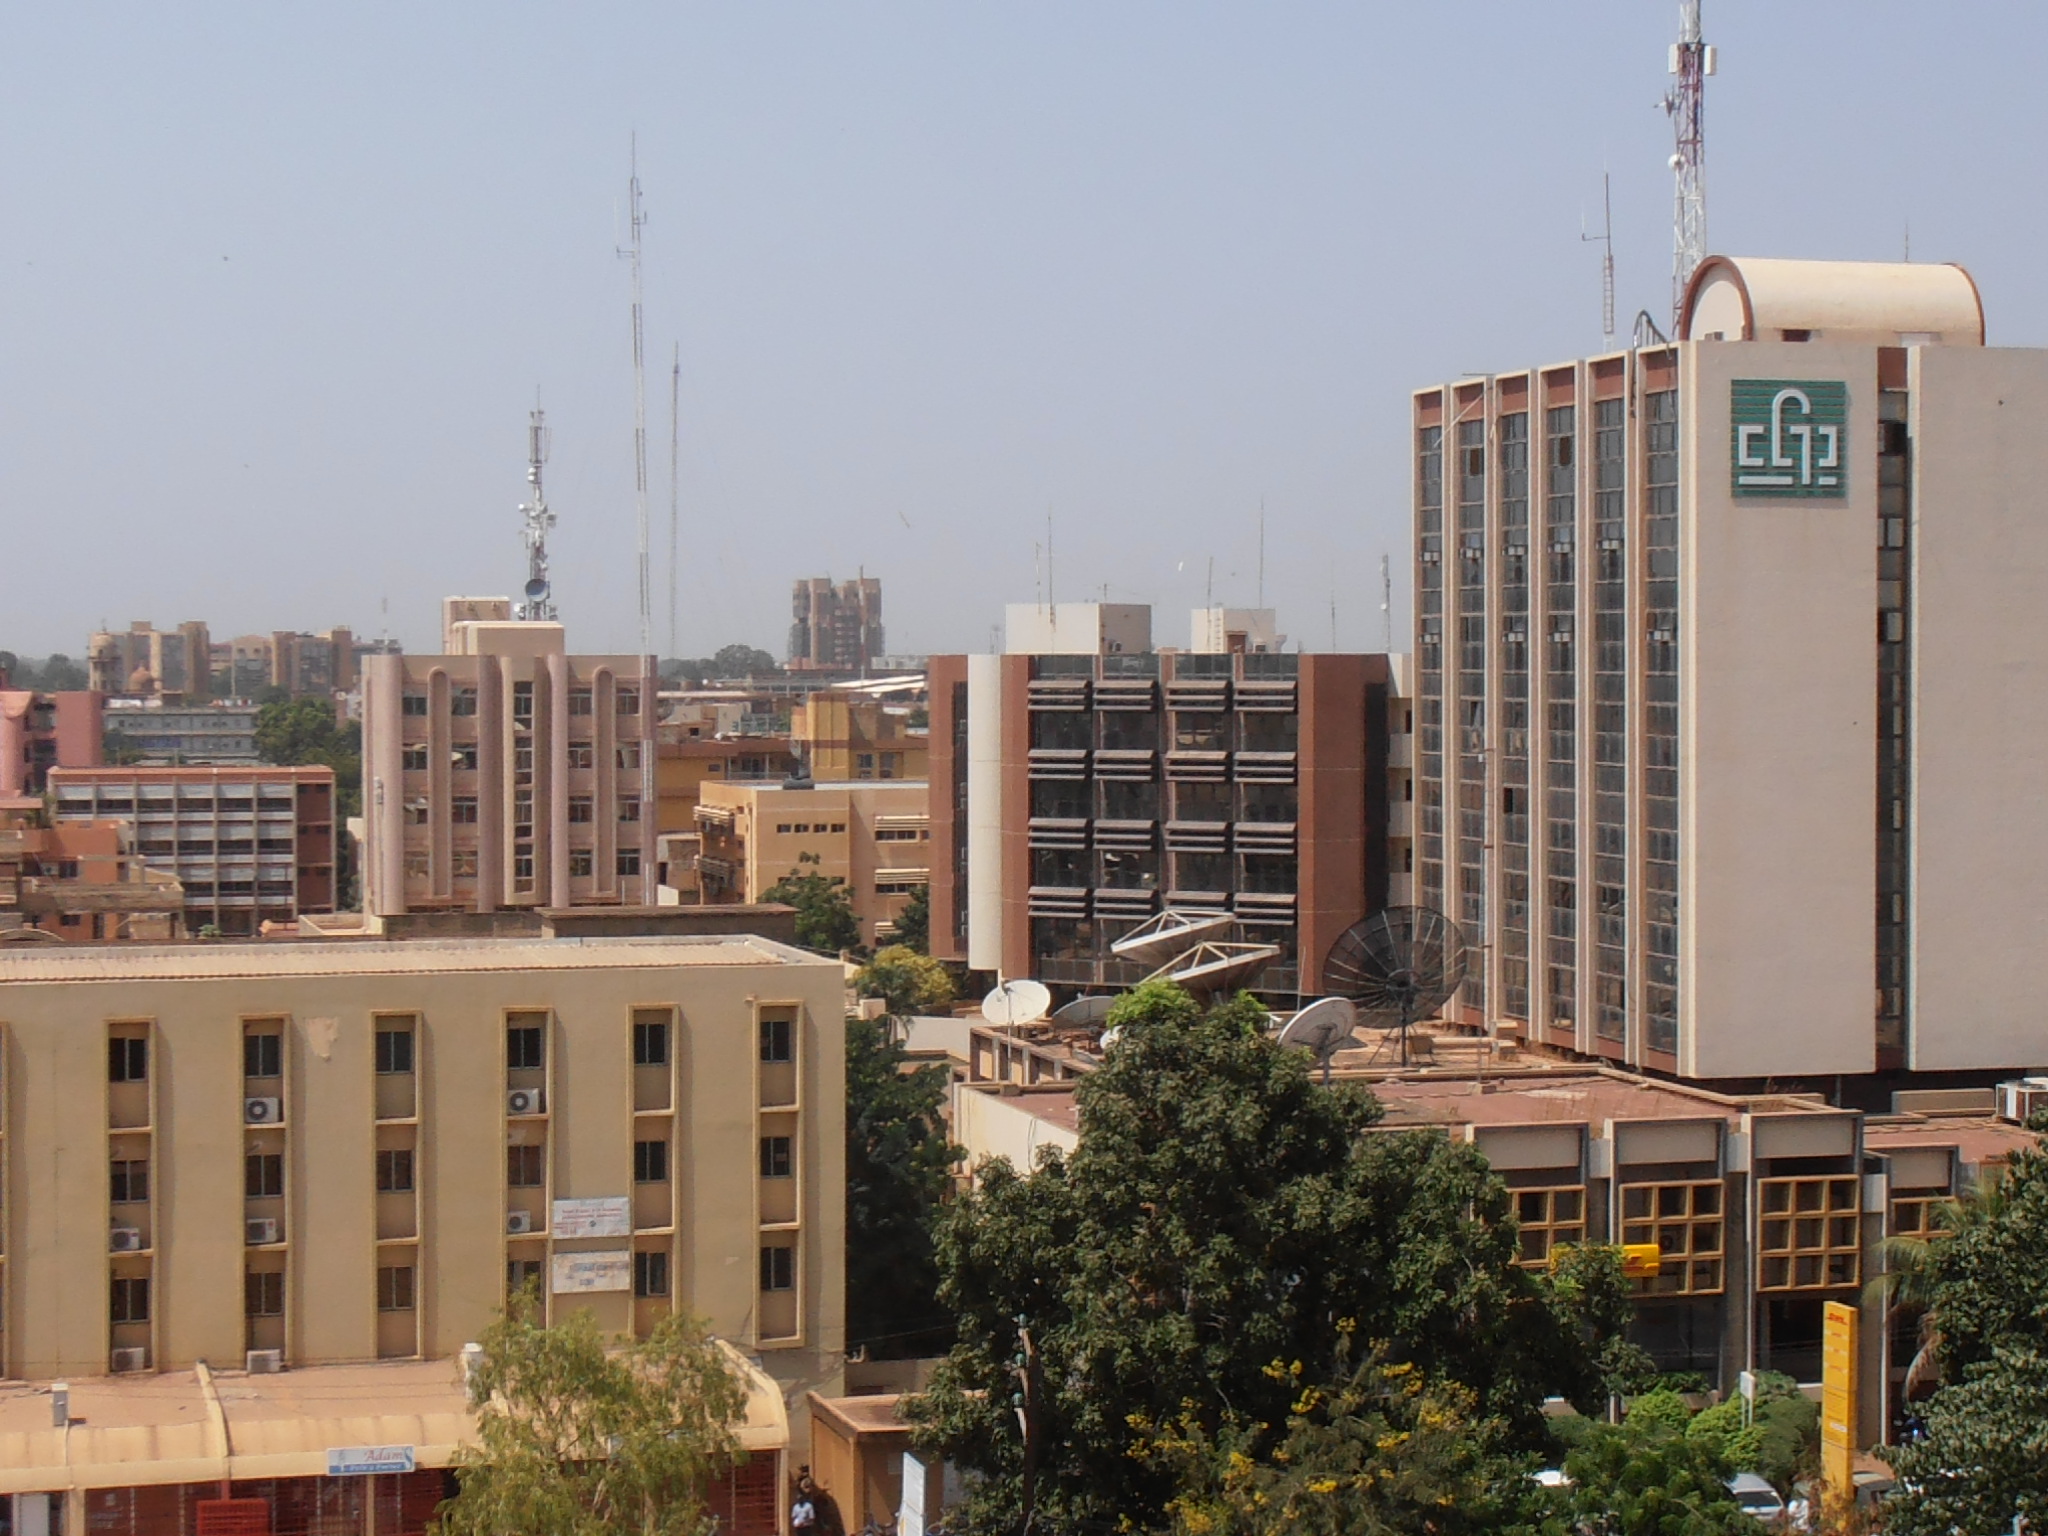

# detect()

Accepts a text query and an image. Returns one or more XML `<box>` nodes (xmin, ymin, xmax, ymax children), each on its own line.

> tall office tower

<box><xmin>1411</xmin><ymin>254</ymin><xmax>2048</xmax><ymax>1082</ymax></box>
<box><xmin>927</xmin><ymin>604</ymin><xmax>1407</xmax><ymax>995</ymax></box>
<box><xmin>360</xmin><ymin>610</ymin><xmax>657</xmax><ymax>919</ymax></box>
<box><xmin>788</xmin><ymin>577</ymin><xmax>885</xmax><ymax>672</ymax></box>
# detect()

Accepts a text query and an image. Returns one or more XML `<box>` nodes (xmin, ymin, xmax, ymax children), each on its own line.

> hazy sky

<box><xmin>4</xmin><ymin>4</ymin><xmax>2042</xmax><ymax>660</ymax></box>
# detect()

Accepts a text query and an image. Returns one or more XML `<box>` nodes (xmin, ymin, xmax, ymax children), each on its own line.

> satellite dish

<box><xmin>1277</xmin><ymin>996</ymin><xmax>1359</xmax><ymax>1083</ymax></box>
<box><xmin>524</xmin><ymin>577</ymin><xmax>550</xmax><ymax>601</ymax></box>
<box><xmin>1322</xmin><ymin>905</ymin><xmax>1469</xmax><ymax>1067</ymax></box>
<box><xmin>1144</xmin><ymin>939</ymin><xmax>1281</xmax><ymax>997</ymax></box>
<box><xmin>981</xmin><ymin>978</ymin><xmax>1053</xmax><ymax>1028</ymax></box>
<box><xmin>1109</xmin><ymin>908</ymin><xmax>1234</xmax><ymax>968</ymax></box>
<box><xmin>1052</xmin><ymin>994</ymin><xmax>1116</xmax><ymax>1027</ymax></box>
<box><xmin>1099</xmin><ymin>1025</ymin><xmax>1125</xmax><ymax>1052</ymax></box>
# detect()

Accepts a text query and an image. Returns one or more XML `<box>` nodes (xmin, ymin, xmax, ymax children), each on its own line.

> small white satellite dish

<box><xmin>981</xmin><ymin>978</ymin><xmax>1053</xmax><ymax>1028</ymax></box>
<box><xmin>1277</xmin><ymin>997</ymin><xmax>1359</xmax><ymax>1083</ymax></box>
<box><xmin>1052</xmin><ymin>994</ymin><xmax>1116</xmax><ymax>1027</ymax></box>
<box><xmin>1099</xmin><ymin>1026</ymin><xmax>1125</xmax><ymax>1052</ymax></box>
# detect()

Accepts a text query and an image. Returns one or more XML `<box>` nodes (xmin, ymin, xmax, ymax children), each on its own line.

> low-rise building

<box><xmin>0</xmin><ymin>821</ymin><xmax>185</xmax><ymax>942</ymax></box>
<box><xmin>101</xmin><ymin>699</ymin><xmax>262</xmax><ymax>764</ymax></box>
<box><xmin>49</xmin><ymin>766</ymin><xmax>337</xmax><ymax>936</ymax></box>
<box><xmin>790</xmin><ymin>688</ymin><xmax>928</xmax><ymax>783</ymax></box>
<box><xmin>696</xmin><ymin>779</ymin><xmax>930</xmax><ymax>948</ymax></box>
<box><xmin>0</xmin><ymin>931</ymin><xmax>839</xmax><ymax>1532</ymax></box>
<box><xmin>0</xmin><ymin>684</ymin><xmax>103</xmax><ymax>812</ymax></box>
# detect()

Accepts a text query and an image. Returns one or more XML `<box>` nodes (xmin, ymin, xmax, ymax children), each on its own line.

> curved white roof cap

<box><xmin>1680</xmin><ymin>255</ymin><xmax>1984</xmax><ymax>346</ymax></box>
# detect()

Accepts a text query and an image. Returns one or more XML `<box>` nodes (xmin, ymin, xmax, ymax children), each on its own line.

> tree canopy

<box><xmin>846</xmin><ymin>1014</ymin><xmax>961</xmax><ymax>1359</ymax></box>
<box><xmin>437</xmin><ymin>1289</ymin><xmax>746</xmax><ymax>1536</ymax></box>
<box><xmin>906</xmin><ymin>980</ymin><xmax>1638</xmax><ymax>1534</ymax></box>
<box><xmin>762</xmin><ymin>855</ymin><xmax>860</xmax><ymax>954</ymax></box>
<box><xmin>660</xmin><ymin>646</ymin><xmax>781</xmax><ymax>686</ymax></box>
<box><xmin>889</xmin><ymin>882</ymin><xmax>931</xmax><ymax>953</ymax></box>
<box><xmin>0</xmin><ymin>652</ymin><xmax>88</xmax><ymax>692</ymax></box>
<box><xmin>854</xmin><ymin>944</ymin><xmax>954</xmax><ymax>1016</ymax></box>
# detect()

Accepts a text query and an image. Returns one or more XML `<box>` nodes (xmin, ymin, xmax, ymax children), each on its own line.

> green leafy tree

<box><xmin>762</xmin><ymin>854</ymin><xmax>860</xmax><ymax>954</ymax></box>
<box><xmin>855</xmin><ymin>944</ymin><xmax>953</xmax><ymax>1016</ymax></box>
<box><xmin>1554</xmin><ymin>1410</ymin><xmax>1754</xmax><ymax>1536</ymax></box>
<box><xmin>846</xmin><ymin>1015</ymin><xmax>962</xmax><ymax>1358</ymax></box>
<box><xmin>711</xmin><ymin>644</ymin><xmax>779</xmax><ymax>679</ymax></box>
<box><xmin>890</xmin><ymin>883</ymin><xmax>931</xmax><ymax>953</ymax></box>
<box><xmin>437</xmin><ymin>1289</ymin><xmax>746</xmax><ymax>1536</ymax></box>
<box><xmin>254</xmin><ymin>695</ymin><xmax>365</xmax><ymax>906</ymax></box>
<box><xmin>907</xmin><ymin>981</ymin><xmax>1632</xmax><ymax>1534</ymax></box>
<box><xmin>31</xmin><ymin>654</ymin><xmax>87</xmax><ymax>691</ymax></box>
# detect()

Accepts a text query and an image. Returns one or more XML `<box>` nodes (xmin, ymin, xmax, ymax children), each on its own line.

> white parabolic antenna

<box><xmin>1277</xmin><ymin>996</ymin><xmax>1359</xmax><ymax>1082</ymax></box>
<box><xmin>982</xmin><ymin>978</ymin><xmax>1053</xmax><ymax>1028</ymax></box>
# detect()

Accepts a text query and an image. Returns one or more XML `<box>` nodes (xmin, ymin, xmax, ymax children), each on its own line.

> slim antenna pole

<box><xmin>1329</xmin><ymin>590</ymin><xmax>1338</xmax><ymax>652</ymax></box>
<box><xmin>1206</xmin><ymin>556</ymin><xmax>1214</xmax><ymax>607</ymax></box>
<box><xmin>1380</xmin><ymin>553</ymin><xmax>1392</xmax><ymax>653</ymax></box>
<box><xmin>517</xmin><ymin>406</ymin><xmax>557</xmax><ymax>622</ymax></box>
<box><xmin>668</xmin><ymin>343</ymin><xmax>680</xmax><ymax>660</ymax></box>
<box><xmin>619</xmin><ymin>137</ymin><xmax>651</xmax><ymax>659</ymax></box>
<box><xmin>1582</xmin><ymin>172</ymin><xmax>1617</xmax><ymax>345</ymax></box>
<box><xmin>1257</xmin><ymin>500</ymin><xmax>1266</xmax><ymax>608</ymax></box>
<box><xmin>1663</xmin><ymin>2</ymin><xmax>1711</xmax><ymax>330</ymax></box>
<box><xmin>1046</xmin><ymin>512</ymin><xmax>1054</xmax><ymax>612</ymax></box>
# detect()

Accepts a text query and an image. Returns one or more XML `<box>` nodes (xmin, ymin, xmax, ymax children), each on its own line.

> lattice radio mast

<box><xmin>619</xmin><ymin>140</ymin><xmax>651</xmax><ymax>658</ymax></box>
<box><xmin>517</xmin><ymin>407</ymin><xmax>556</xmax><ymax>622</ymax></box>
<box><xmin>1663</xmin><ymin>2</ymin><xmax>1715</xmax><ymax>330</ymax></box>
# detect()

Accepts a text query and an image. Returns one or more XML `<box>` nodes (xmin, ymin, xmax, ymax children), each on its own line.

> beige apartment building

<box><xmin>360</xmin><ymin>610</ymin><xmax>657</xmax><ymax>920</ymax></box>
<box><xmin>1413</xmin><ymin>254</ymin><xmax>2048</xmax><ymax>1082</ymax></box>
<box><xmin>696</xmin><ymin>779</ymin><xmax>929</xmax><ymax>948</ymax></box>
<box><xmin>0</xmin><ymin>933</ymin><xmax>842</xmax><ymax>1530</ymax></box>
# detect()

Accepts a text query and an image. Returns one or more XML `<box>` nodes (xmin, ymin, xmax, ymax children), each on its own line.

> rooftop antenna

<box><xmin>668</xmin><ymin>343</ymin><xmax>680</xmax><ymax>661</ymax></box>
<box><xmin>1663</xmin><ymin>1</ymin><xmax>1715</xmax><ymax>331</ymax></box>
<box><xmin>1257</xmin><ymin>500</ymin><xmax>1266</xmax><ymax>608</ymax></box>
<box><xmin>619</xmin><ymin>137</ymin><xmax>651</xmax><ymax>658</ymax></box>
<box><xmin>1330</xmin><ymin>589</ymin><xmax>1338</xmax><ymax>652</ymax></box>
<box><xmin>1582</xmin><ymin>170</ymin><xmax>1617</xmax><ymax>346</ymax></box>
<box><xmin>517</xmin><ymin>406</ymin><xmax>557</xmax><ymax>622</ymax></box>
<box><xmin>1380</xmin><ymin>553</ymin><xmax>1392</xmax><ymax>653</ymax></box>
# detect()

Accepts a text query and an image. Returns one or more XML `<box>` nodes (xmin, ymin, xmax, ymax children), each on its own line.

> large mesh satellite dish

<box><xmin>1321</xmin><ymin>905</ymin><xmax>1468</xmax><ymax>1066</ymax></box>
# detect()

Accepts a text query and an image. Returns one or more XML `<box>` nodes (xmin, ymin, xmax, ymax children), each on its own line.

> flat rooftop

<box><xmin>1863</xmin><ymin>1113</ymin><xmax>2038</xmax><ymax>1168</ymax></box>
<box><xmin>0</xmin><ymin>932</ymin><xmax>827</xmax><ymax>984</ymax></box>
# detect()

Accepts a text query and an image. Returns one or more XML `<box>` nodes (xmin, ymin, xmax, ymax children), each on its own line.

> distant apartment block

<box><xmin>102</xmin><ymin>698</ymin><xmax>261</xmax><ymax>764</ymax></box>
<box><xmin>790</xmin><ymin>687</ymin><xmax>928</xmax><ymax>782</ymax></box>
<box><xmin>361</xmin><ymin>613</ymin><xmax>657</xmax><ymax>919</ymax></box>
<box><xmin>696</xmin><ymin>778</ymin><xmax>929</xmax><ymax>948</ymax></box>
<box><xmin>50</xmin><ymin>766</ymin><xmax>336</xmax><ymax>935</ymax></box>
<box><xmin>0</xmin><ymin>820</ymin><xmax>185</xmax><ymax>942</ymax></box>
<box><xmin>929</xmin><ymin>604</ymin><xmax>1405</xmax><ymax>995</ymax></box>
<box><xmin>0</xmin><ymin>684</ymin><xmax>103</xmax><ymax>808</ymax></box>
<box><xmin>89</xmin><ymin>621</ymin><xmax>213</xmax><ymax>698</ymax></box>
<box><xmin>789</xmin><ymin>577</ymin><xmax>884</xmax><ymax>672</ymax></box>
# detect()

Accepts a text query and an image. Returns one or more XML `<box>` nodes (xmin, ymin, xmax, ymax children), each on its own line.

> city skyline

<box><xmin>4</xmin><ymin>4</ymin><xmax>2045</xmax><ymax>660</ymax></box>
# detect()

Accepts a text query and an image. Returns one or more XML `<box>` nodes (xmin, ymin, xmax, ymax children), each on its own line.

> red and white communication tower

<box><xmin>1663</xmin><ymin>1</ymin><xmax>1716</xmax><ymax>330</ymax></box>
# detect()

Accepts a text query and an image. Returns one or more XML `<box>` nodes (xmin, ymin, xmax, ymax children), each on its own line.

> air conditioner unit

<box><xmin>506</xmin><ymin>1211</ymin><xmax>534</xmax><ymax>1235</ymax></box>
<box><xmin>109</xmin><ymin>1227</ymin><xmax>145</xmax><ymax>1254</ymax></box>
<box><xmin>506</xmin><ymin>1088</ymin><xmax>544</xmax><ymax>1117</ymax></box>
<box><xmin>246</xmin><ymin>1218</ymin><xmax>280</xmax><ymax>1246</ymax></box>
<box><xmin>245</xmin><ymin>1349</ymin><xmax>285</xmax><ymax>1375</ymax></box>
<box><xmin>110</xmin><ymin>1347</ymin><xmax>149</xmax><ymax>1374</ymax></box>
<box><xmin>1997</xmin><ymin>1077</ymin><xmax>2048</xmax><ymax>1125</ymax></box>
<box><xmin>245</xmin><ymin>1096</ymin><xmax>283</xmax><ymax>1125</ymax></box>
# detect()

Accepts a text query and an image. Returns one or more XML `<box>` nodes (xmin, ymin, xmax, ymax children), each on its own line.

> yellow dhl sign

<box><xmin>1621</xmin><ymin>1243</ymin><xmax>1665</xmax><ymax>1279</ymax></box>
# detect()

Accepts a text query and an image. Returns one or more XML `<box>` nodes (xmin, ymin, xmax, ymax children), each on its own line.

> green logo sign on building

<box><xmin>1732</xmin><ymin>379</ymin><xmax>1848</xmax><ymax>498</ymax></box>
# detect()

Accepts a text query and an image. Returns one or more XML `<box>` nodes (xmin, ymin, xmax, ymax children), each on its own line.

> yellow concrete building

<box><xmin>0</xmin><ymin>933</ymin><xmax>843</xmax><ymax>1524</ymax></box>
<box><xmin>696</xmin><ymin>781</ymin><xmax>929</xmax><ymax>948</ymax></box>
<box><xmin>789</xmin><ymin>691</ymin><xmax>927</xmax><ymax>784</ymax></box>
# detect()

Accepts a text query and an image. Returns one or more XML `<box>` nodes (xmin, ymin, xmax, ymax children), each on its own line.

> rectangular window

<box><xmin>243</xmin><ymin>1032</ymin><xmax>282</xmax><ymax>1080</ymax></box>
<box><xmin>759</xmin><ymin>1014</ymin><xmax>794</xmax><ymax>1063</ymax></box>
<box><xmin>618</xmin><ymin>798</ymin><xmax>641</xmax><ymax>823</ymax></box>
<box><xmin>507</xmin><ymin>1145</ymin><xmax>547</xmax><ymax>1187</ymax></box>
<box><xmin>246</xmin><ymin>1153</ymin><xmax>284</xmax><ymax>1199</ymax></box>
<box><xmin>568</xmin><ymin>743</ymin><xmax>595</xmax><ymax>770</ymax></box>
<box><xmin>401</xmin><ymin>745</ymin><xmax>430</xmax><ymax>771</ymax></box>
<box><xmin>452</xmin><ymin>848</ymin><xmax>479</xmax><ymax>877</ymax></box>
<box><xmin>634</xmin><ymin>1250</ymin><xmax>670</xmax><ymax>1297</ymax></box>
<box><xmin>759</xmin><ymin>1244</ymin><xmax>795</xmax><ymax>1292</ymax></box>
<box><xmin>376</xmin><ymin>1149</ymin><xmax>415</xmax><ymax>1192</ymax></box>
<box><xmin>506</xmin><ymin>1022</ymin><xmax>545</xmax><ymax>1071</ymax></box>
<box><xmin>507</xmin><ymin>1258</ymin><xmax>545</xmax><ymax>1298</ymax></box>
<box><xmin>450</xmin><ymin>797</ymin><xmax>479</xmax><ymax>824</ymax></box>
<box><xmin>401</xmin><ymin>693</ymin><xmax>429</xmax><ymax>717</ymax></box>
<box><xmin>568</xmin><ymin>849</ymin><xmax>594</xmax><ymax>878</ymax></box>
<box><xmin>616</xmin><ymin>742</ymin><xmax>642</xmax><ymax>771</ymax></box>
<box><xmin>633</xmin><ymin>1019</ymin><xmax>669</xmax><ymax>1066</ymax></box>
<box><xmin>634</xmin><ymin>1139</ymin><xmax>670</xmax><ymax>1183</ymax></box>
<box><xmin>569</xmin><ymin>795</ymin><xmax>595</xmax><ymax>824</ymax></box>
<box><xmin>245</xmin><ymin>1270</ymin><xmax>285</xmax><ymax>1317</ymax></box>
<box><xmin>375</xmin><ymin>1027</ymin><xmax>415</xmax><ymax>1075</ymax></box>
<box><xmin>111</xmin><ymin>1159</ymin><xmax>150</xmax><ymax>1205</ymax></box>
<box><xmin>616</xmin><ymin>687</ymin><xmax>641</xmax><ymax>715</ymax></box>
<box><xmin>452</xmin><ymin>742</ymin><xmax>479</xmax><ymax>771</ymax></box>
<box><xmin>377</xmin><ymin>1265</ymin><xmax>416</xmax><ymax>1311</ymax></box>
<box><xmin>109</xmin><ymin>1036</ymin><xmax>148</xmax><ymax>1083</ymax></box>
<box><xmin>617</xmin><ymin>849</ymin><xmax>642</xmax><ymax>877</ymax></box>
<box><xmin>569</xmin><ymin>689</ymin><xmax>594</xmax><ymax>716</ymax></box>
<box><xmin>760</xmin><ymin>1136</ymin><xmax>793</xmax><ymax>1178</ymax></box>
<box><xmin>450</xmin><ymin>688</ymin><xmax>478</xmax><ymax>718</ymax></box>
<box><xmin>111</xmin><ymin>1276</ymin><xmax>151</xmax><ymax>1325</ymax></box>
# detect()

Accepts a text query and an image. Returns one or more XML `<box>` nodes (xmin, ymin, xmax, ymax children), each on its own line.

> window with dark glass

<box><xmin>506</xmin><ymin>1145</ymin><xmax>546</xmax><ymax>1187</ymax></box>
<box><xmin>760</xmin><ymin>1135</ymin><xmax>793</xmax><ymax>1178</ymax></box>
<box><xmin>376</xmin><ymin>1149</ymin><xmax>415</xmax><ymax>1192</ymax></box>
<box><xmin>634</xmin><ymin>1251</ymin><xmax>670</xmax><ymax>1297</ymax></box>
<box><xmin>246</xmin><ymin>1153</ymin><xmax>284</xmax><ymax>1198</ymax></box>
<box><xmin>375</xmin><ymin>1027</ymin><xmax>414</xmax><ymax>1075</ymax></box>
<box><xmin>759</xmin><ymin>1245</ymin><xmax>795</xmax><ymax>1291</ymax></box>
<box><xmin>243</xmin><ymin>1032</ymin><xmax>282</xmax><ymax>1080</ymax></box>
<box><xmin>634</xmin><ymin>1139</ymin><xmax>670</xmax><ymax>1183</ymax></box>
<box><xmin>506</xmin><ymin>1024</ymin><xmax>545</xmax><ymax>1071</ymax></box>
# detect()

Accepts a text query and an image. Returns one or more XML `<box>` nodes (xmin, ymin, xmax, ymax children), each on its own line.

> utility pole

<box><xmin>1011</xmin><ymin>1314</ymin><xmax>1042</xmax><ymax>1536</ymax></box>
<box><xmin>620</xmin><ymin>139</ymin><xmax>651</xmax><ymax>660</ymax></box>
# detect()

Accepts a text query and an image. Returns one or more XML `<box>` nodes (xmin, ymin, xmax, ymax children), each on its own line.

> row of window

<box><xmin>405</xmin><ymin>848</ymin><xmax>643</xmax><ymax>881</ymax></box>
<box><xmin>402</xmin><ymin>742</ymin><xmax>644</xmax><ymax>771</ymax></box>
<box><xmin>403</xmin><ymin>793</ymin><xmax>641</xmax><ymax>822</ymax></box>
<box><xmin>401</xmin><ymin>687</ymin><xmax>641</xmax><ymax>718</ymax></box>
<box><xmin>1029</xmin><ymin>780</ymin><xmax>1298</xmax><ymax>822</ymax></box>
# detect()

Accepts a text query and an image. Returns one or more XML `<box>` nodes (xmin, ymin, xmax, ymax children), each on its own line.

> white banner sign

<box><xmin>328</xmin><ymin>1444</ymin><xmax>415</xmax><ymax>1476</ymax></box>
<box><xmin>551</xmin><ymin>1250</ymin><xmax>632</xmax><ymax>1294</ymax></box>
<box><xmin>552</xmin><ymin>1196</ymin><xmax>631</xmax><ymax>1239</ymax></box>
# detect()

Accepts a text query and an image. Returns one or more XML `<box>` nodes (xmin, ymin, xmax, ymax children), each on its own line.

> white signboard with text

<box><xmin>552</xmin><ymin>1196</ymin><xmax>631</xmax><ymax>1239</ymax></box>
<box><xmin>551</xmin><ymin>1250</ymin><xmax>633</xmax><ymax>1294</ymax></box>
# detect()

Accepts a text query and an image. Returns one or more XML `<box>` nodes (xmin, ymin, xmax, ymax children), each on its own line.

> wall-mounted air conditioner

<box><xmin>109</xmin><ymin>1228</ymin><xmax>145</xmax><ymax>1254</ymax></box>
<box><xmin>110</xmin><ymin>1347</ymin><xmax>149</xmax><ymax>1373</ymax></box>
<box><xmin>246</xmin><ymin>1349</ymin><xmax>284</xmax><ymax>1374</ymax></box>
<box><xmin>245</xmin><ymin>1096</ymin><xmax>283</xmax><ymax>1125</ymax></box>
<box><xmin>506</xmin><ymin>1210</ymin><xmax>534</xmax><ymax>1234</ymax></box>
<box><xmin>246</xmin><ymin>1218</ymin><xmax>280</xmax><ymax>1246</ymax></box>
<box><xmin>507</xmin><ymin>1089</ymin><xmax>544</xmax><ymax>1116</ymax></box>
